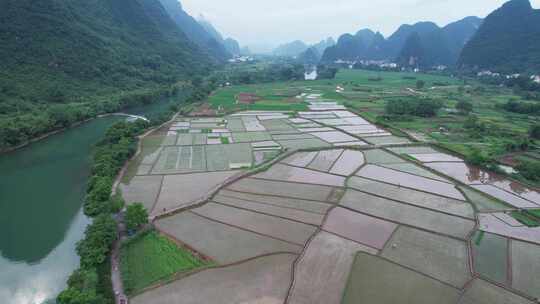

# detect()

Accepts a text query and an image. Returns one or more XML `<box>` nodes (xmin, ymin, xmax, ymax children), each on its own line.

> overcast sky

<box><xmin>181</xmin><ymin>0</ymin><xmax>540</xmax><ymax>51</ymax></box>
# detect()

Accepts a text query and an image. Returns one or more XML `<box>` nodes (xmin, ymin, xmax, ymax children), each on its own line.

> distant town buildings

<box><xmin>477</xmin><ymin>70</ymin><xmax>501</xmax><ymax>77</ymax></box>
<box><xmin>333</xmin><ymin>59</ymin><xmax>398</xmax><ymax>70</ymax></box>
<box><xmin>228</xmin><ymin>56</ymin><xmax>254</xmax><ymax>63</ymax></box>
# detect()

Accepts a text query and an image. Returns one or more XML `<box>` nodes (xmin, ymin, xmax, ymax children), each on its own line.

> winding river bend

<box><xmin>0</xmin><ymin>100</ymin><xmax>175</xmax><ymax>304</ymax></box>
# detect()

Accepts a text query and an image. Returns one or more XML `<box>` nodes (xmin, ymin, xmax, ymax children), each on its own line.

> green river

<box><xmin>0</xmin><ymin>100</ymin><xmax>175</xmax><ymax>304</ymax></box>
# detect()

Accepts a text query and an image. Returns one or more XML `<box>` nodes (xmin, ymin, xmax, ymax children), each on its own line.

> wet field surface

<box><xmin>121</xmin><ymin>108</ymin><xmax>540</xmax><ymax>304</ymax></box>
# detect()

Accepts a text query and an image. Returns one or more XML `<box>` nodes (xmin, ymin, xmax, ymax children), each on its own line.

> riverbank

<box><xmin>0</xmin><ymin>116</ymin><xmax>123</xmax><ymax>303</ymax></box>
<box><xmin>0</xmin><ymin>113</ymin><xmax>151</xmax><ymax>156</ymax></box>
<box><xmin>0</xmin><ymin>118</ymin><xmax>94</xmax><ymax>155</ymax></box>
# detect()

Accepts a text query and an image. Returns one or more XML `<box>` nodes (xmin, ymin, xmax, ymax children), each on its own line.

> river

<box><xmin>0</xmin><ymin>99</ymin><xmax>176</xmax><ymax>304</ymax></box>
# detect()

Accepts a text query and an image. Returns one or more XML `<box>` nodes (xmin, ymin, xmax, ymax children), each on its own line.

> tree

<box><xmin>416</xmin><ymin>80</ymin><xmax>425</xmax><ymax>90</ymax></box>
<box><xmin>466</xmin><ymin>148</ymin><xmax>490</xmax><ymax>166</ymax></box>
<box><xmin>84</xmin><ymin>176</ymin><xmax>114</xmax><ymax>217</ymax></box>
<box><xmin>125</xmin><ymin>203</ymin><xmax>148</xmax><ymax>231</ymax></box>
<box><xmin>529</xmin><ymin>124</ymin><xmax>540</xmax><ymax>140</ymax></box>
<box><xmin>76</xmin><ymin>214</ymin><xmax>117</xmax><ymax>268</ymax></box>
<box><xmin>517</xmin><ymin>160</ymin><xmax>540</xmax><ymax>182</ymax></box>
<box><xmin>385</xmin><ymin>98</ymin><xmax>442</xmax><ymax>117</ymax></box>
<box><xmin>456</xmin><ymin>100</ymin><xmax>473</xmax><ymax>115</ymax></box>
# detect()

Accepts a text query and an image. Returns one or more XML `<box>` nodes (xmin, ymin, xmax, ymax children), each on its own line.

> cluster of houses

<box><xmin>331</xmin><ymin>59</ymin><xmax>452</xmax><ymax>73</ymax></box>
<box><xmin>333</xmin><ymin>59</ymin><xmax>399</xmax><ymax>70</ymax></box>
<box><xmin>477</xmin><ymin>70</ymin><xmax>540</xmax><ymax>83</ymax></box>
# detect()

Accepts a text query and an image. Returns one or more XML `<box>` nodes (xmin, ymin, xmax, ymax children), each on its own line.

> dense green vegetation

<box><xmin>84</xmin><ymin>121</ymin><xmax>149</xmax><ymax>217</ymax></box>
<box><xmin>511</xmin><ymin>210</ymin><xmax>540</xmax><ymax>227</ymax></box>
<box><xmin>459</xmin><ymin>0</ymin><xmax>540</xmax><ymax>73</ymax></box>
<box><xmin>120</xmin><ymin>231</ymin><xmax>211</xmax><ymax>295</ymax></box>
<box><xmin>385</xmin><ymin>97</ymin><xmax>443</xmax><ymax>117</ymax></box>
<box><xmin>125</xmin><ymin>203</ymin><xmax>149</xmax><ymax>232</ymax></box>
<box><xmin>0</xmin><ymin>0</ymin><xmax>214</xmax><ymax>150</ymax></box>
<box><xmin>209</xmin><ymin>61</ymin><xmax>306</xmax><ymax>86</ymax></box>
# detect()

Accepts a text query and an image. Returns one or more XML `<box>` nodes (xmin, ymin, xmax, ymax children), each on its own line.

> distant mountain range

<box><xmin>273</xmin><ymin>38</ymin><xmax>335</xmax><ymax>59</ymax></box>
<box><xmin>459</xmin><ymin>0</ymin><xmax>540</xmax><ymax>73</ymax></box>
<box><xmin>321</xmin><ymin>16</ymin><xmax>483</xmax><ymax>68</ymax></box>
<box><xmin>273</xmin><ymin>40</ymin><xmax>309</xmax><ymax>57</ymax></box>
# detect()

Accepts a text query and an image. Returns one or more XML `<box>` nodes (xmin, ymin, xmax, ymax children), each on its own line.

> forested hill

<box><xmin>459</xmin><ymin>0</ymin><xmax>540</xmax><ymax>73</ymax></box>
<box><xmin>159</xmin><ymin>0</ymin><xmax>231</xmax><ymax>61</ymax></box>
<box><xmin>0</xmin><ymin>0</ymin><xmax>214</xmax><ymax>149</ymax></box>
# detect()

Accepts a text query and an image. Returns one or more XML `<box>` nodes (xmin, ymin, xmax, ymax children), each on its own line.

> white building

<box><xmin>477</xmin><ymin>70</ymin><xmax>500</xmax><ymax>77</ymax></box>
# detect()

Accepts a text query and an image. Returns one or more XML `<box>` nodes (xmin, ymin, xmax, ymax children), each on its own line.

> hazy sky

<box><xmin>181</xmin><ymin>0</ymin><xmax>540</xmax><ymax>51</ymax></box>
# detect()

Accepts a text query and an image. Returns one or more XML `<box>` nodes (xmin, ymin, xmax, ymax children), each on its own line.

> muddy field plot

<box><xmin>287</xmin><ymin>232</ymin><xmax>377</xmax><ymax>304</ymax></box>
<box><xmin>152</xmin><ymin>171</ymin><xmax>240</xmax><ymax>215</ymax></box>
<box><xmin>323</xmin><ymin>207</ymin><xmax>397</xmax><ymax>249</ymax></box>
<box><xmin>217</xmin><ymin>189</ymin><xmax>333</xmax><ymax>215</ymax></box>
<box><xmin>381</xmin><ymin>226</ymin><xmax>472</xmax><ymax>288</ymax></box>
<box><xmin>511</xmin><ymin>240</ymin><xmax>540</xmax><ymax>299</ymax></box>
<box><xmin>254</xmin><ymin>163</ymin><xmax>346</xmax><ymax>187</ymax></box>
<box><xmin>342</xmin><ymin>252</ymin><xmax>461</xmax><ymax>304</ymax></box>
<box><xmin>212</xmin><ymin>194</ymin><xmax>325</xmax><ymax>225</ymax></box>
<box><xmin>478</xmin><ymin>213</ymin><xmax>540</xmax><ymax>244</ymax></box>
<box><xmin>460</xmin><ymin>278</ymin><xmax>534</xmax><ymax>304</ymax></box>
<box><xmin>347</xmin><ymin>177</ymin><xmax>475</xmax><ymax>218</ymax></box>
<box><xmin>363</xmin><ymin>135</ymin><xmax>411</xmax><ymax>145</ymax></box>
<box><xmin>357</xmin><ymin>164</ymin><xmax>465</xmax><ymax>200</ymax></box>
<box><xmin>119</xmin><ymin>175</ymin><xmax>163</xmax><ymax>211</ymax></box>
<box><xmin>156</xmin><ymin>212</ymin><xmax>302</xmax><ymax>264</ymax></box>
<box><xmin>191</xmin><ymin>202</ymin><xmax>317</xmax><ymax>246</ymax></box>
<box><xmin>226</xmin><ymin>178</ymin><xmax>338</xmax><ymax>202</ymax></box>
<box><xmin>340</xmin><ymin>189</ymin><xmax>475</xmax><ymax>238</ymax></box>
<box><xmin>471</xmin><ymin>231</ymin><xmax>509</xmax><ymax>284</ymax></box>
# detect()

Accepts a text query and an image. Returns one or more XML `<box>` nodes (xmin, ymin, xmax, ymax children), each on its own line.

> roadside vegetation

<box><xmin>120</xmin><ymin>231</ymin><xmax>212</xmax><ymax>295</ymax></box>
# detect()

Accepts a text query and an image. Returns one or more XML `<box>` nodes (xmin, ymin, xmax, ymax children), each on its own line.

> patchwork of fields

<box><xmin>119</xmin><ymin>87</ymin><xmax>540</xmax><ymax>303</ymax></box>
<box><xmin>204</xmin><ymin>69</ymin><xmax>540</xmax><ymax>185</ymax></box>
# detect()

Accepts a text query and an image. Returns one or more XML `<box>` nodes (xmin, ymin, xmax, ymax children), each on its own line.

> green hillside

<box><xmin>459</xmin><ymin>0</ymin><xmax>540</xmax><ymax>73</ymax></box>
<box><xmin>0</xmin><ymin>0</ymin><xmax>213</xmax><ymax>149</ymax></box>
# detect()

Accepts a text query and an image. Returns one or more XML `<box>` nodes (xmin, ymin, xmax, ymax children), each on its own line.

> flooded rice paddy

<box><xmin>119</xmin><ymin>106</ymin><xmax>540</xmax><ymax>303</ymax></box>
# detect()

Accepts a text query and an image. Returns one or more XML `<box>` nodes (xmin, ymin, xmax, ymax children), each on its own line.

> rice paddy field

<box><xmin>117</xmin><ymin>76</ymin><xmax>540</xmax><ymax>303</ymax></box>
<box><xmin>205</xmin><ymin>69</ymin><xmax>540</xmax><ymax>186</ymax></box>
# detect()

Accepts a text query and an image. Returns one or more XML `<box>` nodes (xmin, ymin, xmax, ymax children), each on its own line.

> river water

<box><xmin>0</xmin><ymin>100</ymin><xmax>175</xmax><ymax>304</ymax></box>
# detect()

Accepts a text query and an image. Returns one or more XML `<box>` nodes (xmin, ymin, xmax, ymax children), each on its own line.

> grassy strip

<box><xmin>474</xmin><ymin>231</ymin><xmax>485</xmax><ymax>246</ymax></box>
<box><xmin>121</xmin><ymin>231</ymin><xmax>212</xmax><ymax>295</ymax></box>
<box><xmin>511</xmin><ymin>210</ymin><xmax>540</xmax><ymax>227</ymax></box>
